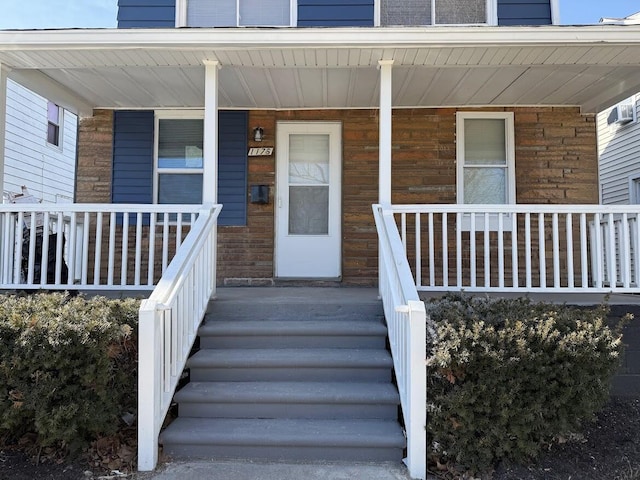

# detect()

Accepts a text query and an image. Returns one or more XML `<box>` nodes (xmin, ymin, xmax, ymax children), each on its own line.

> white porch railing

<box><xmin>0</xmin><ymin>203</ymin><xmax>203</xmax><ymax>291</ymax></box>
<box><xmin>138</xmin><ymin>203</ymin><xmax>221</xmax><ymax>471</ymax></box>
<box><xmin>390</xmin><ymin>204</ymin><xmax>640</xmax><ymax>293</ymax></box>
<box><xmin>372</xmin><ymin>205</ymin><xmax>426</xmax><ymax>480</ymax></box>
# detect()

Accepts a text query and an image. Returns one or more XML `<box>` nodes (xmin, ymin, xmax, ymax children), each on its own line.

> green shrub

<box><xmin>426</xmin><ymin>294</ymin><xmax>626</xmax><ymax>473</ymax></box>
<box><xmin>0</xmin><ymin>292</ymin><xmax>140</xmax><ymax>453</ymax></box>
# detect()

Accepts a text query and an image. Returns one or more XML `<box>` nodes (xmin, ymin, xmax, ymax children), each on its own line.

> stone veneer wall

<box><xmin>76</xmin><ymin>107</ymin><xmax>598</xmax><ymax>286</ymax></box>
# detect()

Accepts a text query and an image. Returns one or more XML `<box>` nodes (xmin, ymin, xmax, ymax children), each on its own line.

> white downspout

<box><xmin>378</xmin><ymin>59</ymin><xmax>393</xmax><ymax>205</ymax></box>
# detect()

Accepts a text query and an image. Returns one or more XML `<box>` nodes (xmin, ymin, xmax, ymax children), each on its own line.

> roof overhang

<box><xmin>1</xmin><ymin>25</ymin><xmax>640</xmax><ymax>116</ymax></box>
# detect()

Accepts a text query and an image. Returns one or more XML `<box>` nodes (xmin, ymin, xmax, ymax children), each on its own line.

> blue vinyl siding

<box><xmin>117</xmin><ymin>0</ymin><xmax>175</xmax><ymax>28</ymax></box>
<box><xmin>217</xmin><ymin>111</ymin><xmax>248</xmax><ymax>226</ymax></box>
<box><xmin>497</xmin><ymin>0</ymin><xmax>552</xmax><ymax>25</ymax></box>
<box><xmin>112</xmin><ymin>110</ymin><xmax>248</xmax><ymax>226</ymax></box>
<box><xmin>298</xmin><ymin>0</ymin><xmax>374</xmax><ymax>26</ymax></box>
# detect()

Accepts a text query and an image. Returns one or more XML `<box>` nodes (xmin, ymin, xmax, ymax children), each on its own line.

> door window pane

<box><xmin>289</xmin><ymin>134</ymin><xmax>330</xmax><ymax>185</ymax></box>
<box><xmin>289</xmin><ymin>186</ymin><xmax>329</xmax><ymax>235</ymax></box>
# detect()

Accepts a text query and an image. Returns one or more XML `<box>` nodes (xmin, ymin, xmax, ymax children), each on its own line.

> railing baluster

<box><xmin>607</xmin><ymin>213</ymin><xmax>616</xmax><ymax>287</ymax></box>
<box><xmin>148</xmin><ymin>212</ymin><xmax>157</xmax><ymax>286</ymax></box>
<box><xmin>566</xmin><ymin>213</ymin><xmax>574</xmax><ymax>289</ymax></box>
<box><xmin>538</xmin><ymin>213</ymin><xmax>546</xmax><ymax>289</ymax></box>
<box><xmin>552</xmin><ymin>213</ymin><xmax>560</xmax><ymax>288</ymax></box>
<box><xmin>82</xmin><ymin>212</ymin><xmax>90</xmax><ymax>286</ymax></box>
<box><xmin>580</xmin><ymin>213</ymin><xmax>588</xmax><ymax>288</ymax></box>
<box><xmin>14</xmin><ymin>213</ymin><xmax>24</xmax><ymax>283</ymax></box>
<box><xmin>511</xmin><ymin>212</ymin><xmax>518</xmax><ymax>288</ymax></box>
<box><xmin>525</xmin><ymin>212</ymin><xmax>532</xmax><ymax>288</ymax></box>
<box><xmin>176</xmin><ymin>214</ymin><xmax>183</xmax><ymax>254</ymax></box>
<box><xmin>121</xmin><ymin>212</ymin><xmax>130</xmax><ymax>286</ymax></box>
<box><xmin>108</xmin><ymin>212</ymin><xmax>116</xmax><ymax>286</ymax></box>
<box><xmin>470</xmin><ymin>213</ymin><xmax>476</xmax><ymax>288</ymax></box>
<box><xmin>498</xmin><ymin>213</ymin><xmax>504</xmax><ymax>289</ymax></box>
<box><xmin>68</xmin><ymin>212</ymin><xmax>77</xmax><ymax>287</ymax></box>
<box><xmin>456</xmin><ymin>212</ymin><xmax>462</xmax><ymax>288</ymax></box>
<box><xmin>135</xmin><ymin>212</ymin><xmax>143</xmax><ymax>286</ymax></box>
<box><xmin>484</xmin><ymin>212</ymin><xmax>490</xmax><ymax>288</ymax></box>
<box><xmin>162</xmin><ymin>213</ymin><xmax>170</xmax><ymax>273</ymax></box>
<box><xmin>415</xmin><ymin>213</ymin><xmax>421</xmax><ymax>288</ymax></box>
<box><xmin>40</xmin><ymin>213</ymin><xmax>50</xmax><ymax>286</ymax></box>
<box><xmin>622</xmin><ymin>213</ymin><xmax>631</xmax><ymax>289</ymax></box>
<box><xmin>442</xmin><ymin>212</ymin><xmax>448</xmax><ymax>288</ymax></box>
<box><xmin>428</xmin><ymin>213</ymin><xmax>434</xmax><ymax>287</ymax></box>
<box><xmin>401</xmin><ymin>213</ymin><xmax>407</xmax><ymax>252</ymax></box>
<box><xmin>635</xmin><ymin>215</ymin><xmax>640</xmax><ymax>287</ymax></box>
<box><xmin>94</xmin><ymin>212</ymin><xmax>103</xmax><ymax>285</ymax></box>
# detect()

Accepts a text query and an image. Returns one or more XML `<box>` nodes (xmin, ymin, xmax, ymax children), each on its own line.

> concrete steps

<box><xmin>160</xmin><ymin>288</ymin><xmax>405</xmax><ymax>463</ymax></box>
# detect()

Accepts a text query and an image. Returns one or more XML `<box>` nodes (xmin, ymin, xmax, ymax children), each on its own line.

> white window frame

<box><xmin>46</xmin><ymin>100</ymin><xmax>63</xmax><ymax>150</ymax></box>
<box><xmin>628</xmin><ymin>172</ymin><xmax>640</xmax><ymax>205</ymax></box>
<box><xmin>456</xmin><ymin>111</ymin><xmax>516</xmax><ymax>230</ymax></box>
<box><xmin>153</xmin><ymin>110</ymin><xmax>205</xmax><ymax>208</ymax></box>
<box><xmin>175</xmin><ymin>0</ymin><xmax>296</xmax><ymax>27</ymax></box>
<box><xmin>375</xmin><ymin>0</ymin><xmax>497</xmax><ymax>27</ymax></box>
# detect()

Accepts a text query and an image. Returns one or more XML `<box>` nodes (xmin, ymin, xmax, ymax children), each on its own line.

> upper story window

<box><xmin>381</xmin><ymin>0</ymin><xmax>494</xmax><ymax>26</ymax></box>
<box><xmin>47</xmin><ymin>101</ymin><xmax>62</xmax><ymax>147</ymax></box>
<box><xmin>184</xmin><ymin>0</ymin><xmax>293</xmax><ymax>27</ymax></box>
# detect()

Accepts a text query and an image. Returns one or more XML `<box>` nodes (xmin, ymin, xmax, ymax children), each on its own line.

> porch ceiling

<box><xmin>2</xmin><ymin>26</ymin><xmax>640</xmax><ymax>115</ymax></box>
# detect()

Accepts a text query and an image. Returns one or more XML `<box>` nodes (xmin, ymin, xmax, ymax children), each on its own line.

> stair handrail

<box><xmin>372</xmin><ymin>204</ymin><xmax>427</xmax><ymax>480</ymax></box>
<box><xmin>137</xmin><ymin>203</ymin><xmax>221</xmax><ymax>471</ymax></box>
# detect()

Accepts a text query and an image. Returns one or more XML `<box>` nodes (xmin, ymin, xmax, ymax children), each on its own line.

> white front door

<box><xmin>275</xmin><ymin>122</ymin><xmax>342</xmax><ymax>278</ymax></box>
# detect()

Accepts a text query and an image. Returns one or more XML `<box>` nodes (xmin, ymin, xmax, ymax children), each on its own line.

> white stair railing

<box><xmin>373</xmin><ymin>204</ymin><xmax>426</xmax><ymax>480</ymax></box>
<box><xmin>138</xmin><ymin>203</ymin><xmax>221</xmax><ymax>471</ymax></box>
<box><xmin>0</xmin><ymin>203</ymin><xmax>202</xmax><ymax>291</ymax></box>
<box><xmin>390</xmin><ymin>204</ymin><xmax>640</xmax><ymax>293</ymax></box>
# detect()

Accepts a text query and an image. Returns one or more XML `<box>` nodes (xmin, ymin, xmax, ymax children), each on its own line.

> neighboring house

<box><xmin>597</xmin><ymin>11</ymin><xmax>640</xmax><ymax>205</ymax></box>
<box><xmin>3</xmin><ymin>1</ymin><xmax>640</xmax><ymax>478</ymax></box>
<box><xmin>3</xmin><ymin>79</ymin><xmax>77</xmax><ymax>203</ymax></box>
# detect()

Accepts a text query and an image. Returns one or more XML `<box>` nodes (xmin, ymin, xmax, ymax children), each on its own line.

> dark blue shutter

<box><xmin>217</xmin><ymin>111</ymin><xmax>248</xmax><ymax>226</ymax></box>
<box><xmin>112</xmin><ymin>111</ymin><xmax>154</xmax><ymax>204</ymax></box>
<box><xmin>117</xmin><ymin>0</ymin><xmax>176</xmax><ymax>28</ymax></box>
<box><xmin>298</xmin><ymin>0</ymin><xmax>374</xmax><ymax>26</ymax></box>
<box><xmin>497</xmin><ymin>0</ymin><xmax>552</xmax><ymax>26</ymax></box>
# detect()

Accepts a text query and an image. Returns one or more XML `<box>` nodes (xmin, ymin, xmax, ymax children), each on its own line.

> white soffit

<box><xmin>1</xmin><ymin>26</ymin><xmax>640</xmax><ymax>113</ymax></box>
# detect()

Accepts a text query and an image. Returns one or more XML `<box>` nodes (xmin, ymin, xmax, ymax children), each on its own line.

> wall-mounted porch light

<box><xmin>252</xmin><ymin>126</ymin><xmax>264</xmax><ymax>142</ymax></box>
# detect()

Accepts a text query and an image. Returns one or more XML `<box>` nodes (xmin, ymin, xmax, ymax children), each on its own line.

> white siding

<box><xmin>4</xmin><ymin>79</ymin><xmax>77</xmax><ymax>204</ymax></box>
<box><xmin>598</xmin><ymin>94</ymin><xmax>640</xmax><ymax>205</ymax></box>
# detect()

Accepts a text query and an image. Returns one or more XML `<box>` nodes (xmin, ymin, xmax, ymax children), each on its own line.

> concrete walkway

<box><xmin>141</xmin><ymin>459</ymin><xmax>413</xmax><ymax>480</ymax></box>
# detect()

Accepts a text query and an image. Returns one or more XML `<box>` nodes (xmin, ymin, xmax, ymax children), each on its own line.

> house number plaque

<box><xmin>248</xmin><ymin>147</ymin><xmax>274</xmax><ymax>156</ymax></box>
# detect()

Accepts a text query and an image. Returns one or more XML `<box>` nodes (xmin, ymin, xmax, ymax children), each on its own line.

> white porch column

<box><xmin>378</xmin><ymin>60</ymin><xmax>393</xmax><ymax>204</ymax></box>
<box><xmin>203</xmin><ymin>60</ymin><xmax>219</xmax><ymax>204</ymax></box>
<box><xmin>0</xmin><ymin>63</ymin><xmax>9</xmax><ymax>197</ymax></box>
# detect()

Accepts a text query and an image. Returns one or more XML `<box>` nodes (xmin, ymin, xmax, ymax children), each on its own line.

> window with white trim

<box><xmin>381</xmin><ymin>0</ymin><xmax>494</xmax><ymax>26</ymax></box>
<box><xmin>456</xmin><ymin>112</ymin><xmax>515</xmax><ymax>205</ymax></box>
<box><xmin>47</xmin><ymin>101</ymin><xmax>62</xmax><ymax>148</ymax></box>
<box><xmin>184</xmin><ymin>0</ymin><xmax>292</xmax><ymax>27</ymax></box>
<box><xmin>155</xmin><ymin>114</ymin><xmax>203</xmax><ymax>207</ymax></box>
